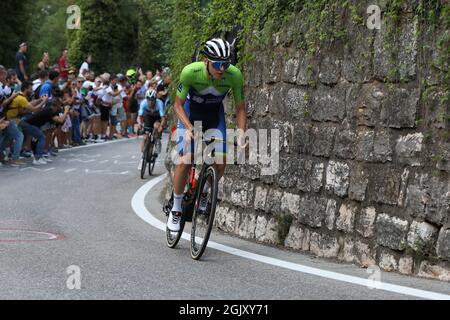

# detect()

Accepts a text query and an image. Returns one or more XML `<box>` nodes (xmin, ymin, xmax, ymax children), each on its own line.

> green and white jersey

<box><xmin>176</xmin><ymin>62</ymin><xmax>244</xmax><ymax>106</ymax></box>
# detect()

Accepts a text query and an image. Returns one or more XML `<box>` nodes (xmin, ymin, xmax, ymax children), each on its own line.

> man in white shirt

<box><xmin>103</xmin><ymin>75</ymin><xmax>123</xmax><ymax>140</ymax></box>
<box><xmin>79</xmin><ymin>55</ymin><xmax>92</xmax><ymax>78</ymax></box>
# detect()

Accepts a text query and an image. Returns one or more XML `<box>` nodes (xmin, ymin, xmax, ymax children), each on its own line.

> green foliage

<box><xmin>275</xmin><ymin>214</ymin><xmax>293</xmax><ymax>245</ymax></box>
<box><xmin>136</xmin><ymin>0</ymin><xmax>174</xmax><ymax>71</ymax></box>
<box><xmin>0</xmin><ymin>1</ymin><xmax>29</xmax><ymax>67</ymax></box>
<box><xmin>67</xmin><ymin>0</ymin><xmax>140</xmax><ymax>74</ymax></box>
<box><xmin>26</xmin><ymin>0</ymin><xmax>72</xmax><ymax>72</ymax></box>
<box><xmin>170</xmin><ymin>0</ymin><xmax>204</xmax><ymax>84</ymax></box>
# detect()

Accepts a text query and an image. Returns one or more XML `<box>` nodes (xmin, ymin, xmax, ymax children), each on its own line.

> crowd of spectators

<box><xmin>0</xmin><ymin>43</ymin><xmax>171</xmax><ymax>167</ymax></box>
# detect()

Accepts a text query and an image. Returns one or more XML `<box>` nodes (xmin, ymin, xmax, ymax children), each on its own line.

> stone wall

<box><xmin>166</xmin><ymin>1</ymin><xmax>450</xmax><ymax>281</ymax></box>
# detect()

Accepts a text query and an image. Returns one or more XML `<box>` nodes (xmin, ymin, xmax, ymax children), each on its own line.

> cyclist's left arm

<box><xmin>231</xmin><ymin>68</ymin><xmax>247</xmax><ymax>137</ymax></box>
<box><xmin>156</xmin><ymin>99</ymin><xmax>166</xmax><ymax>132</ymax></box>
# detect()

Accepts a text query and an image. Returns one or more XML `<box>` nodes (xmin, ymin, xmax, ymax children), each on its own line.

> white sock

<box><xmin>171</xmin><ymin>193</ymin><xmax>183</xmax><ymax>213</ymax></box>
<box><xmin>202</xmin><ymin>181</ymin><xmax>210</xmax><ymax>194</ymax></box>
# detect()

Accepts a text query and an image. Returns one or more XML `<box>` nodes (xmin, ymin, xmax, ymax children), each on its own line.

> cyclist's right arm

<box><xmin>175</xmin><ymin>66</ymin><xmax>194</xmax><ymax>133</ymax></box>
<box><xmin>137</xmin><ymin>100</ymin><xmax>147</xmax><ymax>128</ymax></box>
<box><xmin>173</xmin><ymin>96</ymin><xmax>192</xmax><ymax>132</ymax></box>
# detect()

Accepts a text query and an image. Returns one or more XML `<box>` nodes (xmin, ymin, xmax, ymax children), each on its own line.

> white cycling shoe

<box><xmin>167</xmin><ymin>211</ymin><xmax>182</xmax><ymax>232</ymax></box>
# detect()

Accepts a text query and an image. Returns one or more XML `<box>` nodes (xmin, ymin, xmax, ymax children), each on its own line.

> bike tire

<box><xmin>166</xmin><ymin>197</ymin><xmax>189</xmax><ymax>248</ymax></box>
<box><xmin>166</xmin><ymin>215</ymin><xmax>186</xmax><ymax>249</ymax></box>
<box><xmin>140</xmin><ymin>142</ymin><xmax>149</xmax><ymax>180</ymax></box>
<box><xmin>148</xmin><ymin>143</ymin><xmax>156</xmax><ymax>176</ymax></box>
<box><xmin>190</xmin><ymin>166</ymin><xmax>219</xmax><ymax>260</ymax></box>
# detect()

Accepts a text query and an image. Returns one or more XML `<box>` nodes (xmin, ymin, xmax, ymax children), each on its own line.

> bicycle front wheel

<box><xmin>166</xmin><ymin>215</ymin><xmax>186</xmax><ymax>248</ymax></box>
<box><xmin>148</xmin><ymin>143</ymin><xmax>156</xmax><ymax>176</ymax></box>
<box><xmin>190</xmin><ymin>166</ymin><xmax>219</xmax><ymax>260</ymax></box>
<box><xmin>140</xmin><ymin>142</ymin><xmax>149</xmax><ymax>180</ymax></box>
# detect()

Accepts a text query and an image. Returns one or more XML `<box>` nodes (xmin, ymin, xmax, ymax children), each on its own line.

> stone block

<box><xmin>326</xmin><ymin>161</ymin><xmax>350</xmax><ymax>198</ymax></box>
<box><xmin>395</xmin><ymin>133</ymin><xmax>424</xmax><ymax>166</ymax></box>
<box><xmin>380</xmin><ymin>87</ymin><xmax>419</xmax><ymax>129</ymax></box>
<box><xmin>310</xmin><ymin>232</ymin><xmax>340</xmax><ymax>258</ymax></box>
<box><xmin>437</xmin><ymin>229</ymin><xmax>450</xmax><ymax>261</ymax></box>
<box><xmin>356</xmin><ymin>207</ymin><xmax>377</xmax><ymax>238</ymax></box>
<box><xmin>407</xmin><ymin>221</ymin><xmax>439</xmax><ymax>253</ymax></box>
<box><xmin>371</xmin><ymin>168</ymin><xmax>401</xmax><ymax>205</ymax></box>
<box><xmin>349</xmin><ymin>166</ymin><xmax>369</xmax><ymax>202</ymax></box>
<box><xmin>298</xmin><ymin>196</ymin><xmax>328</xmax><ymax>228</ymax></box>
<box><xmin>336</xmin><ymin>203</ymin><xmax>357</xmax><ymax>233</ymax></box>
<box><xmin>310</xmin><ymin>124</ymin><xmax>337</xmax><ymax>157</ymax></box>
<box><xmin>311</xmin><ymin>84</ymin><xmax>346</xmax><ymax>123</ymax></box>
<box><xmin>376</xmin><ymin>214</ymin><xmax>409</xmax><ymax>251</ymax></box>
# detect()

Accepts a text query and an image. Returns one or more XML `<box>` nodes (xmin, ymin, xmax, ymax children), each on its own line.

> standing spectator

<box><xmin>15</xmin><ymin>42</ymin><xmax>28</xmax><ymax>82</ymax></box>
<box><xmin>117</xmin><ymin>75</ymin><xmax>128</xmax><ymax>137</ymax></box>
<box><xmin>79</xmin><ymin>55</ymin><xmax>92</xmax><ymax>78</ymax></box>
<box><xmin>106</xmin><ymin>75</ymin><xmax>124</xmax><ymax>140</ymax></box>
<box><xmin>58</xmin><ymin>48</ymin><xmax>70</xmax><ymax>83</ymax></box>
<box><xmin>98</xmin><ymin>74</ymin><xmax>112</xmax><ymax>141</ymax></box>
<box><xmin>126</xmin><ymin>79</ymin><xmax>144</xmax><ymax>136</ymax></box>
<box><xmin>144</xmin><ymin>71</ymin><xmax>153</xmax><ymax>89</ymax></box>
<box><xmin>71</xmin><ymin>77</ymin><xmax>85</xmax><ymax>146</ymax></box>
<box><xmin>157</xmin><ymin>73</ymin><xmax>171</xmax><ymax>109</ymax></box>
<box><xmin>37</xmin><ymin>52</ymin><xmax>50</xmax><ymax>72</ymax></box>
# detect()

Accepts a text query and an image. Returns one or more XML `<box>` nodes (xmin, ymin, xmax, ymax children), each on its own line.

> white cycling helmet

<box><xmin>202</xmin><ymin>38</ymin><xmax>231</xmax><ymax>61</ymax></box>
<box><xmin>145</xmin><ymin>89</ymin><xmax>157</xmax><ymax>101</ymax></box>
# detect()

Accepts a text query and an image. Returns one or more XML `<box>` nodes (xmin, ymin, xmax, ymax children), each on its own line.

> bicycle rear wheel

<box><xmin>190</xmin><ymin>166</ymin><xmax>219</xmax><ymax>260</ymax></box>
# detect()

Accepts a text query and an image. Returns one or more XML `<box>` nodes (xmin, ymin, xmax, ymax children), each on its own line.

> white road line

<box><xmin>58</xmin><ymin>138</ymin><xmax>138</xmax><ymax>153</ymax></box>
<box><xmin>99</xmin><ymin>160</ymin><xmax>109</xmax><ymax>164</ymax></box>
<box><xmin>113</xmin><ymin>161</ymin><xmax>138</xmax><ymax>165</ymax></box>
<box><xmin>131</xmin><ymin>174</ymin><xmax>450</xmax><ymax>301</ymax></box>
<box><xmin>103</xmin><ymin>171</ymin><xmax>131</xmax><ymax>175</ymax></box>
<box><xmin>20</xmin><ymin>167</ymin><xmax>55</xmax><ymax>172</ymax></box>
<box><xmin>85</xmin><ymin>169</ymin><xmax>111</xmax><ymax>174</ymax></box>
<box><xmin>67</xmin><ymin>153</ymin><xmax>102</xmax><ymax>159</ymax></box>
<box><xmin>69</xmin><ymin>159</ymin><xmax>95</xmax><ymax>163</ymax></box>
<box><xmin>64</xmin><ymin>168</ymin><xmax>77</xmax><ymax>173</ymax></box>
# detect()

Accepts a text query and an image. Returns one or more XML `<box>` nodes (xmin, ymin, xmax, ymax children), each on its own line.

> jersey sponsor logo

<box><xmin>192</xmin><ymin>96</ymin><xmax>205</xmax><ymax>104</ymax></box>
<box><xmin>177</xmin><ymin>83</ymin><xmax>183</xmax><ymax>93</ymax></box>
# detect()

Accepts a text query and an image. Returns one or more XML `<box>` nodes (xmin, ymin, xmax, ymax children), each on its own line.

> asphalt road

<box><xmin>0</xmin><ymin>136</ymin><xmax>449</xmax><ymax>300</ymax></box>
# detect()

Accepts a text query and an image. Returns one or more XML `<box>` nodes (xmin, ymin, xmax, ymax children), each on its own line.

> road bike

<box><xmin>140</xmin><ymin>127</ymin><xmax>160</xmax><ymax>179</ymax></box>
<box><xmin>164</xmin><ymin>137</ymin><xmax>223</xmax><ymax>260</ymax></box>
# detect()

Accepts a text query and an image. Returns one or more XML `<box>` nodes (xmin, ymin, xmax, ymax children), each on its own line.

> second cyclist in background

<box><xmin>137</xmin><ymin>89</ymin><xmax>166</xmax><ymax>170</ymax></box>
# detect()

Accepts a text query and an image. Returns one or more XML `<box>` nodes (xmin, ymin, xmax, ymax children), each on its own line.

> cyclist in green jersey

<box><xmin>167</xmin><ymin>38</ymin><xmax>247</xmax><ymax>232</ymax></box>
